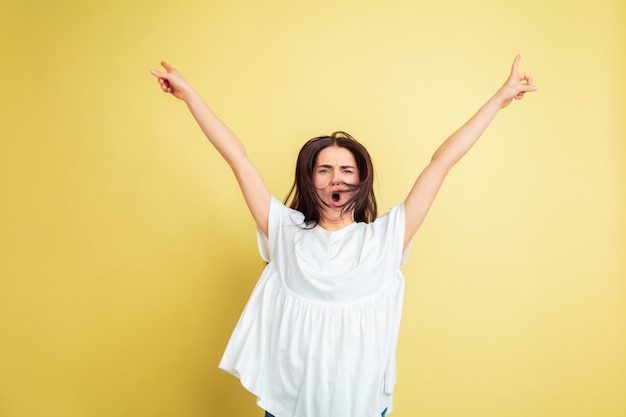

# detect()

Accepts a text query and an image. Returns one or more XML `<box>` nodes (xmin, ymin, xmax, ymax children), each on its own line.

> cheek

<box><xmin>313</xmin><ymin>174</ymin><xmax>328</xmax><ymax>189</ymax></box>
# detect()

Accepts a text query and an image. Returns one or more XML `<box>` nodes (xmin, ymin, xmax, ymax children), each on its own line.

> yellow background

<box><xmin>1</xmin><ymin>0</ymin><xmax>624</xmax><ymax>416</ymax></box>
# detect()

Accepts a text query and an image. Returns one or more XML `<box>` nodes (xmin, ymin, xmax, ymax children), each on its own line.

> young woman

<box><xmin>151</xmin><ymin>56</ymin><xmax>536</xmax><ymax>417</ymax></box>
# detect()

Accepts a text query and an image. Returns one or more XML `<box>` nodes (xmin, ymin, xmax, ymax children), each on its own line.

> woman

<box><xmin>151</xmin><ymin>56</ymin><xmax>536</xmax><ymax>417</ymax></box>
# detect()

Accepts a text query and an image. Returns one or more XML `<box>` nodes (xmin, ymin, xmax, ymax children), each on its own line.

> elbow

<box><xmin>429</xmin><ymin>154</ymin><xmax>454</xmax><ymax>177</ymax></box>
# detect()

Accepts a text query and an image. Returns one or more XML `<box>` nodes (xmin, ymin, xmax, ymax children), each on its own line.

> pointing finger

<box><xmin>511</xmin><ymin>54</ymin><xmax>521</xmax><ymax>77</ymax></box>
<box><xmin>161</xmin><ymin>61</ymin><xmax>175</xmax><ymax>73</ymax></box>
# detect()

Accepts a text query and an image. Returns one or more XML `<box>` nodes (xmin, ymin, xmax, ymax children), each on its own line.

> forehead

<box><xmin>315</xmin><ymin>146</ymin><xmax>357</xmax><ymax>166</ymax></box>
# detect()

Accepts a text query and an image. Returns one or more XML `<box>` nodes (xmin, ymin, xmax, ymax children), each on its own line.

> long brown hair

<box><xmin>284</xmin><ymin>131</ymin><xmax>377</xmax><ymax>226</ymax></box>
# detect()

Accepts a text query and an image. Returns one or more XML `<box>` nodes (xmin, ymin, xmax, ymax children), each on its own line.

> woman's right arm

<box><xmin>151</xmin><ymin>61</ymin><xmax>271</xmax><ymax>236</ymax></box>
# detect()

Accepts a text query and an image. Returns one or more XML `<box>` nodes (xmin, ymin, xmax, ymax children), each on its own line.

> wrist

<box><xmin>182</xmin><ymin>87</ymin><xmax>201</xmax><ymax>103</ymax></box>
<box><xmin>484</xmin><ymin>93</ymin><xmax>506</xmax><ymax>112</ymax></box>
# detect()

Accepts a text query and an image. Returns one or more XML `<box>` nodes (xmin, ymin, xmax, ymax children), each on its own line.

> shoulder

<box><xmin>370</xmin><ymin>203</ymin><xmax>405</xmax><ymax>230</ymax></box>
<box><xmin>268</xmin><ymin>196</ymin><xmax>307</xmax><ymax>232</ymax></box>
<box><xmin>366</xmin><ymin>203</ymin><xmax>409</xmax><ymax>264</ymax></box>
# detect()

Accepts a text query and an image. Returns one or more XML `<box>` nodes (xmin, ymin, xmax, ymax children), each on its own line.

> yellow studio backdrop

<box><xmin>1</xmin><ymin>0</ymin><xmax>624</xmax><ymax>416</ymax></box>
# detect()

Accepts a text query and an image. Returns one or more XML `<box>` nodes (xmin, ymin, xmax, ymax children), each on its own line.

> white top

<box><xmin>219</xmin><ymin>197</ymin><xmax>409</xmax><ymax>417</ymax></box>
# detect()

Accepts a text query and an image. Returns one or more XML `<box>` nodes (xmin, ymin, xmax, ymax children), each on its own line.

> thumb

<box><xmin>150</xmin><ymin>69</ymin><xmax>168</xmax><ymax>78</ymax></box>
<box><xmin>150</xmin><ymin>61</ymin><xmax>176</xmax><ymax>78</ymax></box>
<box><xmin>519</xmin><ymin>83</ymin><xmax>538</xmax><ymax>93</ymax></box>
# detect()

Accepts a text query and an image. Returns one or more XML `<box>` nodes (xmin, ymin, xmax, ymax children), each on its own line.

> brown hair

<box><xmin>284</xmin><ymin>131</ymin><xmax>377</xmax><ymax>226</ymax></box>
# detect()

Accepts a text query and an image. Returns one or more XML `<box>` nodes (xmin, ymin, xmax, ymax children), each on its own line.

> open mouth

<box><xmin>332</xmin><ymin>193</ymin><xmax>341</xmax><ymax>203</ymax></box>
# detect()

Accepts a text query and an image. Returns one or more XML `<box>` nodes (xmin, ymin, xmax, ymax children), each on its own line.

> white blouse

<box><xmin>219</xmin><ymin>197</ymin><xmax>409</xmax><ymax>417</ymax></box>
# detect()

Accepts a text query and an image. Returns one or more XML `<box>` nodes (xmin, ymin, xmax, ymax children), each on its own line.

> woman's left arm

<box><xmin>403</xmin><ymin>55</ymin><xmax>537</xmax><ymax>250</ymax></box>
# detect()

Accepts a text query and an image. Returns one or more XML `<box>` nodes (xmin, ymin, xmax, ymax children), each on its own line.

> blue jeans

<box><xmin>265</xmin><ymin>408</ymin><xmax>388</xmax><ymax>417</ymax></box>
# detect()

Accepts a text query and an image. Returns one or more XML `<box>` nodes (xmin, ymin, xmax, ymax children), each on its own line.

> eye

<box><xmin>318</xmin><ymin>168</ymin><xmax>330</xmax><ymax>174</ymax></box>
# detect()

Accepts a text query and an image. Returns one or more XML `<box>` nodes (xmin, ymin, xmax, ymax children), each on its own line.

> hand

<box><xmin>495</xmin><ymin>55</ymin><xmax>537</xmax><ymax>108</ymax></box>
<box><xmin>151</xmin><ymin>61</ymin><xmax>193</xmax><ymax>100</ymax></box>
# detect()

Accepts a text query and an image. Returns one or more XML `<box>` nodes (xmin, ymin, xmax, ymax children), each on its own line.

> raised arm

<box><xmin>151</xmin><ymin>62</ymin><xmax>271</xmax><ymax>236</ymax></box>
<box><xmin>403</xmin><ymin>55</ymin><xmax>537</xmax><ymax>249</ymax></box>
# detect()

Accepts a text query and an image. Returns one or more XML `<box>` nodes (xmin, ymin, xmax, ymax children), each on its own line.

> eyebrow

<box><xmin>317</xmin><ymin>164</ymin><xmax>355</xmax><ymax>170</ymax></box>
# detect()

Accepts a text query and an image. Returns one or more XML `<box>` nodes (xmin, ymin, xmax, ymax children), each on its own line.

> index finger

<box><xmin>511</xmin><ymin>54</ymin><xmax>521</xmax><ymax>77</ymax></box>
<box><xmin>161</xmin><ymin>61</ymin><xmax>175</xmax><ymax>73</ymax></box>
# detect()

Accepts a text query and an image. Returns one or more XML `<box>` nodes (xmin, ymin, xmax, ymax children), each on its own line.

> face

<box><xmin>313</xmin><ymin>146</ymin><xmax>360</xmax><ymax>212</ymax></box>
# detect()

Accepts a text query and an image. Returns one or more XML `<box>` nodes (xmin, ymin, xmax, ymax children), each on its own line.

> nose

<box><xmin>331</xmin><ymin>171</ymin><xmax>342</xmax><ymax>185</ymax></box>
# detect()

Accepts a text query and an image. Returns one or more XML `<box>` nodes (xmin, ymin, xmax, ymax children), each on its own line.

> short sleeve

<box><xmin>372</xmin><ymin>203</ymin><xmax>411</xmax><ymax>267</ymax></box>
<box><xmin>256</xmin><ymin>225</ymin><xmax>270</xmax><ymax>263</ymax></box>
<box><xmin>256</xmin><ymin>197</ymin><xmax>305</xmax><ymax>263</ymax></box>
